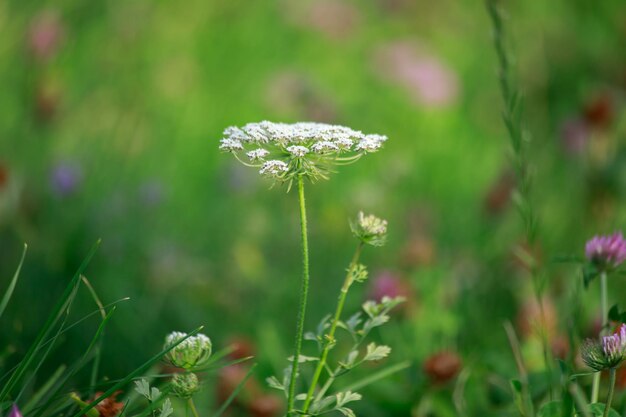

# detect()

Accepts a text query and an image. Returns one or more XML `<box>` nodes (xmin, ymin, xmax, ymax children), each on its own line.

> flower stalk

<box><xmin>287</xmin><ymin>175</ymin><xmax>311</xmax><ymax>415</ymax></box>
<box><xmin>302</xmin><ymin>242</ymin><xmax>364</xmax><ymax>413</ymax></box>
<box><xmin>188</xmin><ymin>398</ymin><xmax>200</xmax><ymax>417</ymax></box>
<box><xmin>604</xmin><ymin>367</ymin><xmax>616</xmax><ymax>417</ymax></box>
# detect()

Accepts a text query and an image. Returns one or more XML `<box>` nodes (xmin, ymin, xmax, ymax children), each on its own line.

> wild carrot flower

<box><xmin>219</xmin><ymin>121</ymin><xmax>387</xmax><ymax>185</ymax></box>
<box><xmin>585</xmin><ymin>232</ymin><xmax>626</xmax><ymax>269</ymax></box>
<box><xmin>164</xmin><ymin>332</ymin><xmax>212</xmax><ymax>369</ymax></box>
<box><xmin>582</xmin><ymin>325</ymin><xmax>626</xmax><ymax>371</ymax></box>
<box><xmin>350</xmin><ymin>211</ymin><xmax>388</xmax><ymax>246</ymax></box>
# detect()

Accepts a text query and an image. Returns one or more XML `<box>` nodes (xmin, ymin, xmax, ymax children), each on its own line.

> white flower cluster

<box><xmin>164</xmin><ymin>331</ymin><xmax>212</xmax><ymax>369</ymax></box>
<box><xmin>350</xmin><ymin>211</ymin><xmax>388</xmax><ymax>247</ymax></box>
<box><xmin>219</xmin><ymin>121</ymin><xmax>387</xmax><ymax>181</ymax></box>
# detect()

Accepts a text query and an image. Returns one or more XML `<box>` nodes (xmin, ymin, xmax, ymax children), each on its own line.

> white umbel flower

<box><xmin>218</xmin><ymin>121</ymin><xmax>388</xmax><ymax>184</ymax></box>
<box><xmin>219</xmin><ymin>138</ymin><xmax>244</xmax><ymax>152</ymax></box>
<box><xmin>356</xmin><ymin>135</ymin><xmax>387</xmax><ymax>152</ymax></box>
<box><xmin>286</xmin><ymin>145</ymin><xmax>310</xmax><ymax>157</ymax></box>
<box><xmin>311</xmin><ymin>141</ymin><xmax>339</xmax><ymax>153</ymax></box>
<box><xmin>260</xmin><ymin>160</ymin><xmax>289</xmax><ymax>177</ymax></box>
<box><xmin>247</xmin><ymin>148</ymin><xmax>270</xmax><ymax>161</ymax></box>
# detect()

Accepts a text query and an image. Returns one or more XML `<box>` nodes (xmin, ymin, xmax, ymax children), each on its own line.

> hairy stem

<box><xmin>592</xmin><ymin>272</ymin><xmax>609</xmax><ymax>403</ymax></box>
<box><xmin>486</xmin><ymin>0</ymin><xmax>552</xmax><ymax>383</ymax></box>
<box><xmin>302</xmin><ymin>243</ymin><xmax>364</xmax><ymax>413</ymax></box>
<box><xmin>287</xmin><ymin>175</ymin><xmax>311</xmax><ymax>415</ymax></box>
<box><xmin>603</xmin><ymin>367</ymin><xmax>616</xmax><ymax>417</ymax></box>
<box><xmin>188</xmin><ymin>398</ymin><xmax>200</xmax><ymax>417</ymax></box>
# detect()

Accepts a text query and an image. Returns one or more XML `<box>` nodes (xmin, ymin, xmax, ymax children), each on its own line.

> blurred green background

<box><xmin>1</xmin><ymin>0</ymin><xmax>625</xmax><ymax>415</ymax></box>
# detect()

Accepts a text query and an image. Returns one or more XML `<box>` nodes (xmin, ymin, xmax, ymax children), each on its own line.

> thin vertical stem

<box><xmin>603</xmin><ymin>367</ymin><xmax>616</xmax><ymax>417</ymax></box>
<box><xmin>486</xmin><ymin>0</ymin><xmax>552</xmax><ymax>384</ymax></box>
<box><xmin>592</xmin><ymin>272</ymin><xmax>609</xmax><ymax>403</ymax></box>
<box><xmin>302</xmin><ymin>243</ymin><xmax>364</xmax><ymax>413</ymax></box>
<box><xmin>188</xmin><ymin>398</ymin><xmax>200</xmax><ymax>417</ymax></box>
<box><xmin>287</xmin><ymin>175</ymin><xmax>311</xmax><ymax>415</ymax></box>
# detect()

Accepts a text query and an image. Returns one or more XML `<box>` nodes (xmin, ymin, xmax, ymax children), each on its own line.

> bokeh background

<box><xmin>1</xmin><ymin>0</ymin><xmax>625</xmax><ymax>415</ymax></box>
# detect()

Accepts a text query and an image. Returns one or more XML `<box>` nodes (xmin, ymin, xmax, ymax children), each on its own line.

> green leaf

<box><xmin>510</xmin><ymin>379</ymin><xmax>527</xmax><ymax>417</ymax></box>
<box><xmin>336</xmin><ymin>391</ymin><xmax>361</xmax><ymax>408</ymax></box>
<box><xmin>587</xmin><ymin>403</ymin><xmax>620</xmax><ymax>417</ymax></box>
<box><xmin>134</xmin><ymin>379</ymin><xmax>151</xmax><ymax>399</ymax></box>
<box><xmin>608</xmin><ymin>304</ymin><xmax>620</xmax><ymax>322</ymax></box>
<box><xmin>337</xmin><ymin>407</ymin><xmax>356</xmax><ymax>417</ymax></box>
<box><xmin>309</xmin><ymin>395</ymin><xmax>336</xmax><ymax>414</ymax></box>
<box><xmin>363</xmin><ymin>343</ymin><xmax>391</xmax><ymax>362</ymax></box>
<box><xmin>0</xmin><ymin>244</ymin><xmax>27</xmax><ymax>320</ymax></box>
<box><xmin>538</xmin><ymin>400</ymin><xmax>562</xmax><ymax>417</ymax></box>
<box><xmin>583</xmin><ymin>264</ymin><xmax>600</xmax><ymax>288</ymax></box>
<box><xmin>159</xmin><ymin>398</ymin><xmax>173</xmax><ymax>417</ymax></box>
<box><xmin>266</xmin><ymin>376</ymin><xmax>284</xmax><ymax>391</ymax></box>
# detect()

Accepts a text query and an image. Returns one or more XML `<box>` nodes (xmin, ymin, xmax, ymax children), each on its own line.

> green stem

<box><xmin>592</xmin><ymin>272</ymin><xmax>608</xmax><ymax>403</ymax></box>
<box><xmin>603</xmin><ymin>368</ymin><xmax>616</xmax><ymax>417</ymax></box>
<box><xmin>302</xmin><ymin>243</ymin><xmax>364</xmax><ymax>413</ymax></box>
<box><xmin>188</xmin><ymin>398</ymin><xmax>200</xmax><ymax>417</ymax></box>
<box><xmin>287</xmin><ymin>175</ymin><xmax>311</xmax><ymax>415</ymax></box>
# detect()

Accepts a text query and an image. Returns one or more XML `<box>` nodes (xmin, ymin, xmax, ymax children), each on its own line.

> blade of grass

<box><xmin>212</xmin><ymin>363</ymin><xmax>257</xmax><ymax>417</ymax></box>
<box><xmin>0</xmin><ymin>244</ymin><xmax>27</xmax><ymax>320</ymax></box>
<box><xmin>32</xmin><ymin>307</ymin><xmax>117</xmax><ymax>417</ymax></box>
<box><xmin>16</xmin><ymin>276</ymin><xmax>82</xmax><ymax>402</ymax></box>
<box><xmin>0</xmin><ymin>240</ymin><xmax>100</xmax><ymax>402</ymax></box>
<box><xmin>81</xmin><ymin>275</ymin><xmax>107</xmax><ymax>395</ymax></box>
<box><xmin>22</xmin><ymin>365</ymin><xmax>66</xmax><ymax>414</ymax></box>
<box><xmin>71</xmin><ymin>326</ymin><xmax>204</xmax><ymax>417</ymax></box>
<box><xmin>0</xmin><ymin>297</ymin><xmax>129</xmax><ymax>385</ymax></box>
<box><xmin>343</xmin><ymin>360</ymin><xmax>411</xmax><ymax>392</ymax></box>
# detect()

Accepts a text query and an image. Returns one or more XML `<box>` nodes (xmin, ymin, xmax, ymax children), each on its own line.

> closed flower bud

<box><xmin>350</xmin><ymin>211</ymin><xmax>388</xmax><ymax>247</ymax></box>
<box><xmin>164</xmin><ymin>332</ymin><xmax>212</xmax><ymax>369</ymax></box>
<box><xmin>172</xmin><ymin>372</ymin><xmax>200</xmax><ymax>399</ymax></box>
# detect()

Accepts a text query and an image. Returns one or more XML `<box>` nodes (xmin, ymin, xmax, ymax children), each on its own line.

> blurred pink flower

<box><xmin>283</xmin><ymin>0</ymin><xmax>361</xmax><ymax>39</ymax></box>
<box><xmin>559</xmin><ymin>117</ymin><xmax>589</xmax><ymax>155</ymax></box>
<box><xmin>373</xmin><ymin>41</ymin><xmax>459</xmax><ymax>107</ymax></box>
<box><xmin>9</xmin><ymin>405</ymin><xmax>23</xmax><ymax>417</ymax></box>
<box><xmin>367</xmin><ymin>270</ymin><xmax>415</xmax><ymax>317</ymax></box>
<box><xmin>27</xmin><ymin>10</ymin><xmax>64</xmax><ymax>61</ymax></box>
<box><xmin>585</xmin><ymin>232</ymin><xmax>626</xmax><ymax>268</ymax></box>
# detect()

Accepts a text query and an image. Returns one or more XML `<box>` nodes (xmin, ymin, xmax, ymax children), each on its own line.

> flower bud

<box><xmin>164</xmin><ymin>332</ymin><xmax>212</xmax><ymax>369</ymax></box>
<box><xmin>350</xmin><ymin>211</ymin><xmax>388</xmax><ymax>246</ymax></box>
<box><xmin>172</xmin><ymin>372</ymin><xmax>200</xmax><ymax>399</ymax></box>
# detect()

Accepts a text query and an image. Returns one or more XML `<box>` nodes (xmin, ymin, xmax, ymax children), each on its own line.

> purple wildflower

<box><xmin>602</xmin><ymin>324</ymin><xmax>626</xmax><ymax>363</ymax></box>
<box><xmin>582</xmin><ymin>324</ymin><xmax>626</xmax><ymax>371</ymax></box>
<box><xmin>51</xmin><ymin>163</ymin><xmax>82</xmax><ymax>197</ymax></box>
<box><xmin>585</xmin><ymin>232</ymin><xmax>626</xmax><ymax>268</ymax></box>
<box><xmin>9</xmin><ymin>404</ymin><xmax>23</xmax><ymax>417</ymax></box>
